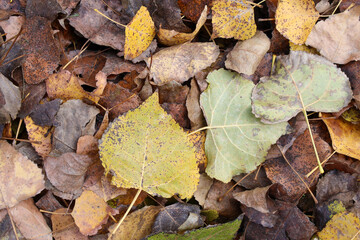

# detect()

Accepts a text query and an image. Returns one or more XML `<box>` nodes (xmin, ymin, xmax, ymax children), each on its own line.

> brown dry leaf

<box><xmin>341</xmin><ymin>61</ymin><xmax>360</xmax><ymax>108</ymax></box>
<box><xmin>35</xmin><ymin>191</ymin><xmax>63</xmax><ymax>215</ymax></box>
<box><xmin>0</xmin><ymin>141</ymin><xmax>45</xmax><ymax>209</ymax></box>
<box><xmin>264</xmin><ymin>130</ymin><xmax>331</xmax><ymax>201</ymax></box>
<box><xmin>0</xmin><ymin>73</ymin><xmax>21</xmax><ymax>124</ymax></box>
<box><xmin>178</xmin><ymin>0</ymin><xmax>212</xmax><ymax>22</ymax></box>
<box><xmin>305</xmin><ymin>6</ymin><xmax>360</xmax><ymax>64</ymax></box>
<box><xmin>186</xmin><ymin>79</ymin><xmax>206</xmax><ymax>131</ymax></box>
<box><xmin>109</xmin><ymin>206</ymin><xmax>161</xmax><ymax>240</ymax></box>
<box><xmin>17</xmin><ymin>83</ymin><xmax>46</xmax><ymax>119</ymax></box>
<box><xmin>69</xmin><ymin>0</ymin><xmax>126</xmax><ymax>52</ymax></box>
<box><xmin>85</xmin><ymin>174</ymin><xmax>127</xmax><ymax>202</ymax></box>
<box><xmin>9</xmin><ymin>198</ymin><xmax>52</xmax><ymax>240</ymax></box>
<box><xmin>194</xmin><ymin>173</ymin><xmax>213</xmax><ymax>206</ymax></box>
<box><xmin>0</xmin><ymin>15</ymin><xmax>24</xmax><ymax>40</ymax></box>
<box><xmin>52</xmin><ymin>208</ymin><xmax>88</xmax><ymax>240</ymax></box>
<box><xmin>24</xmin><ymin>116</ymin><xmax>52</xmax><ymax>157</ymax></box>
<box><xmin>21</xmin><ymin>16</ymin><xmax>60</xmax><ymax>84</ymax></box>
<box><xmin>71</xmin><ymin>190</ymin><xmax>115</xmax><ymax>236</ymax></box>
<box><xmin>44</xmin><ymin>152</ymin><xmax>95</xmax><ymax>200</ymax></box>
<box><xmin>161</xmin><ymin>102</ymin><xmax>190</xmax><ymax>128</ymax></box>
<box><xmin>100</xmin><ymin>53</ymin><xmax>145</xmax><ymax>79</ymax></box>
<box><xmin>225</xmin><ymin>31</ymin><xmax>270</xmax><ymax>75</ymax></box>
<box><xmin>158</xmin><ymin>6</ymin><xmax>207</xmax><ymax>46</ymax></box>
<box><xmin>125</xmin><ymin>6</ymin><xmax>156</xmax><ymax>60</ymax></box>
<box><xmin>276</xmin><ymin>0</ymin><xmax>319</xmax><ymax>44</ymax></box>
<box><xmin>321</xmin><ymin>113</ymin><xmax>360</xmax><ymax>160</ymax></box>
<box><xmin>211</xmin><ymin>0</ymin><xmax>256</xmax><ymax>40</ymax></box>
<box><xmin>46</xmin><ymin>70</ymin><xmax>99</xmax><ymax>103</ymax></box>
<box><xmin>29</xmin><ymin>99</ymin><xmax>61</xmax><ymax>127</ymax></box>
<box><xmin>147</xmin><ymin>42</ymin><xmax>220</xmax><ymax>85</ymax></box>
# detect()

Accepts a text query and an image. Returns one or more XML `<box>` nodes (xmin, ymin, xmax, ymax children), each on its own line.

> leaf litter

<box><xmin>2</xmin><ymin>0</ymin><xmax>360</xmax><ymax>239</ymax></box>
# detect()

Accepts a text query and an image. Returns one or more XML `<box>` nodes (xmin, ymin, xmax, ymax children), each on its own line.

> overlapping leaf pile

<box><xmin>1</xmin><ymin>0</ymin><xmax>360</xmax><ymax>239</ymax></box>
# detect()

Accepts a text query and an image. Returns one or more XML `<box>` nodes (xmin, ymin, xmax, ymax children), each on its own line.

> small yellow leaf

<box><xmin>158</xmin><ymin>6</ymin><xmax>207</xmax><ymax>46</ymax></box>
<box><xmin>24</xmin><ymin>116</ymin><xmax>52</xmax><ymax>157</ymax></box>
<box><xmin>276</xmin><ymin>0</ymin><xmax>319</xmax><ymax>44</ymax></box>
<box><xmin>99</xmin><ymin>92</ymin><xmax>199</xmax><ymax>198</ymax></box>
<box><xmin>125</xmin><ymin>6</ymin><xmax>156</xmax><ymax>60</ymax></box>
<box><xmin>289</xmin><ymin>41</ymin><xmax>318</xmax><ymax>54</ymax></box>
<box><xmin>211</xmin><ymin>0</ymin><xmax>256</xmax><ymax>40</ymax></box>
<box><xmin>321</xmin><ymin>113</ymin><xmax>360</xmax><ymax>160</ymax></box>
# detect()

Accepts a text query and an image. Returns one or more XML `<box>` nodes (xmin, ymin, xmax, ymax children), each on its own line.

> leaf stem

<box><xmin>108</xmin><ymin>188</ymin><xmax>142</xmax><ymax>239</ymax></box>
<box><xmin>94</xmin><ymin>9</ymin><xmax>127</xmax><ymax>28</ymax></box>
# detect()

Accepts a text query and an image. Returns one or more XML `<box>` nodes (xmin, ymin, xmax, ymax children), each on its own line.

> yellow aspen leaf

<box><xmin>99</xmin><ymin>92</ymin><xmax>199</xmax><ymax>199</ymax></box>
<box><xmin>0</xmin><ymin>141</ymin><xmax>45</xmax><ymax>208</ymax></box>
<box><xmin>46</xmin><ymin>70</ymin><xmax>99</xmax><ymax>103</ymax></box>
<box><xmin>71</xmin><ymin>190</ymin><xmax>115</xmax><ymax>236</ymax></box>
<box><xmin>321</xmin><ymin>113</ymin><xmax>360</xmax><ymax>160</ymax></box>
<box><xmin>276</xmin><ymin>0</ymin><xmax>319</xmax><ymax>44</ymax></box>
<box><xmin>289</xmin><ymin>41</ymin><xmax>318</xmax><ymax>54</ymax></box>
<box><xmin>125</xmin><ymin>6</ymin><xmax>156</xmax><ymax>60</ymax></box>
<box><xmin>188</xmin><ymin>131</ymin><xmax>207</xmax><ymax>172</ymax></box>
<box><xmin>211</xmin><ymin>0</ymin><xmax>256</xmax><ymax>40</ymax></box>
<box><xmin>158</xmin><ymin>6</ymin><xmax>207</xmax><ymax>46</ymax></box>
<box><xmin>24</xmin><ymin>116</ymin><xmax>52</xmax><ymax>158</ymax></box>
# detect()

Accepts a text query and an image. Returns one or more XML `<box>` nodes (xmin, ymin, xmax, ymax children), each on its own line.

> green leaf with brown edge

<box><xmin>199</xmin><ymin>69</ymin><xmax>288</xmax><ymax>183</ymax></box>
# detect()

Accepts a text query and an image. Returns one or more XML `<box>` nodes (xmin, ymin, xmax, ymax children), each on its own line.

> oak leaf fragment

<box><xmin>99</xmin><ymin>92</ymin><xmax>199</xmax><ymax>198</ymax></box>
<box><xmin>125</xmin><ymin>6</ymin><xmax>156</xmax><ymax>60</ymax></box>
<box><xmin>147</xmin><ymin>42</ymin><xmax>219</xmax><ymax>86</ymax></box>
<box><xmin>305</xmin><ymin>5</ymin><xmax>360</xmax><ymax>64</ymax></box>
<box><xmin>211</xmin><ymin>0</ymin><xmax>256</xmax><ymax>40</ymax></box>
<box><xmin>276</xmin><ymin>0</ymin><xmax>319</xmax><ymax>44</ymax></box>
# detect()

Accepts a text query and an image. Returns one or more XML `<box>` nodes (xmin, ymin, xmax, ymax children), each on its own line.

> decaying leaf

<box><xmin>147</xmin><ymin>42</ymin><xmax>219</xmax><ymax>86</ymax></box>
<box><xmin>0</xmin><ymin>73</ymin><xmax>21</xmax><ymax>124</ymax></box>
<box><xmin>200</xmin><ymin>69</ymin><xmax>288</xmax><ymax>182</ymax></box>
<box><xmin>177</xmin><ymin>0</ymin><xmax>212</xmax><ymax>22</ymax></box>
<box><xmin>125</xmin><ymin>6</ymin><xmax>156</xmax><ymax>60</ymax></box>
<box><xmin>29</xmin><ymin>99</ymin><xmax>61</xmax><ymax>127</ymax></box>
<box><xmin>72</xmin><ymin>190</ymin><xmax>115</xmax><ymax>236</ymax></box>
<box><xmin>52</xmin><ymin>208</ymin><xmax>88</xmax><ymax>240</ymax></box>
<box><xmin>211</xmin><ymin>0</ymin><xmax>256</xmax><ymax>40</ymax></box>
<box><xmin>24</xmin><ymin>116</ymin><xmax>52</xmax><ymax>158</ymax></box>
<box><xmin>321</xmin><ymin>113</ymin><xmax>360</xmax><ymax>160</ymax></box>
<box><xmin>275</xmin><ymin>0</ymin><xmax>319</xmax><ymax>44</ymax></box>
<box><xmin>252</xmin><ymin>51</ymin><xmax>352</xmax><ymax>124</ymax></box>
<box><xmin>0</xmin><ymin>141</ymin><xmax>45</xmax><ymax>209</ymax></box>
<box><xmin>99</xmin><ymin>92</ymin><xmax>199</xmax><ymax>198</ymax></box>
<box><xmin>306</xmin><ymin>6</ymin><xmax>360</xmax><ymax>64</ymax></box>
<box><xmin>158</xmin><ymin>6</ymin><xmax>207</xmax><ymax>46</ymax></box>
<box><xmin>225</xmin><ymin>31</ymin><xmax>270</xmax><ymax>75</ymax></box>
<box><xmin>186</xmin><ymin>79</ymin><xmax>206</xmax><ymax>131</ymax></box>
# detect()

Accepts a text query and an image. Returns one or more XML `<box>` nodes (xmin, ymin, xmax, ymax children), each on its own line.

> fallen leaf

<box><xmin>157</xmin><ymin>6</ymin><xmax>207</xmax><ymax>46</ymax></box>
<box><xmin>188</xmin><ymin>131</ymin><xmax>207</xmax><ymax>173</ymax></box>
<box><xmin>275</xmin><ymin>0</ymin><xmax>319</xmax><ymax>44</ymax></box>
<box><xmin>289</xmin><ymin>41</ymin><xmax>318</xmax><ymax>54</ymax></box>
<box><xmin>44</xmin><ymin>152</ymin><xmax>95</xmax><ymax>199</ymax></box>
<box><xmin>0</xmin><ymin>212</ymin><xmax>24</xmax><ymax>239</ymax></box>
<box><xmin>147</xmin><ymin>217</ymin><xmax>242</xmax><ymax>240</ymax></box>
<box><xmin>321</xmin><ymin>113</ymin><xmax>360</xmax><ymax>160</ymax></box>
<box><xmin>52</xmin><ymin>208</ymin><xmax>88</xmax><ymax>240</ymax></box>
<box><xmin>52</xmin><ymin>100</ymin><xmax>99</xmax><ymax>155</ymax></box>
<box><xmin>71</xmin><ymin>190</ymin><xmax>115</xmax><ymax>236</ymax></box>
<box><xmin>177</xmin><ymin>0</ymin><xmax>212</xmax><ymax>22</ymax></box>
<box><xmin>125</xmin><ymin>6</ymin><xmax>156</xmax><ymax>60</ymax></box>
<box><xmin>99</xmin><ymin>53</ymin><xmax>145</xmax><ymax>78</ymax></box>
<box><xmin>109</xmin><ymin>206</ymin><xmax>161</xmax><ymax>240</ymax></box>
<box><xmin>341</xmin><ymin>61</ymin><xmax>360</xmax><ymax>108</ymax></box>
<box><xmin>225</xmin><ymin>31</ymin><xmax>270</xmax><ymax>75</ymax></box>
<box><xmin>269</xmin><ymin>28</ymin><xmax>289</xmax><ymax>54</ymax></box>
<box><xmin>17</xmin><ymin>83</ymin><xmax>46</xmax><ymax>119</ymax></box>
<box><xmin>252</xmin><ymin>51</ymin><xmax>352</xmax><ymax>124</ymax></box>
<box><xmin>161</xmin><ymin>102</ymin><xmax>190</xmax><ymax>128</ymax></box>
<box><xmin>29</xmin><ymin>99</ymin><xmax>61</xmax><ymax>127</ymax></box>
<box><xmin>0</xmin><ymin>73</ymin><xmax>21</xmax><ymax>124</ymax></box>
<box><xmin>147</xmin><ymin>42</ymin><xmax>220</xmax><ymax>86</ymax></box>
<box><xmin>200</xmin><ymin>69</ymin><xmax>288</xmax><ymax>182</ymax></box>
<box><xmin>35</xmin><ymin>191</ymin><xmax>63</xmax><ymax>215</ymax></box>
<box><xmin>99</xmin><ymin>92</ymin><xmax>199</xmax><ymax>198</ymax></box>
<box><xmin>0</xmin><ymin>141</ymin><xmax>44</xmax><ymax>209</ymax></box>
<box><xmin>0</xmin><ymin>15</ymin><xmax>24</xmax><ymax>40</ymax></box>
<box><xmin>24</xmin><ymin>116</ymin><xmax>52</xmax><ymax>157</ymax></box>
<box><xmin>9</xmin><ymin>198</ymin><xmax>52</xmax><ymax>240</ymax></box>
<box><xmin>317</xmin><ymin>212</ymin><xmax>360</xmax><ymax>240</ymax></box>
<box><xmin>194</xmin><ymin>173</ymin><xmax>213</xmax><ymax>206</ymax></box>
<box><xmin>211</xmin><ymin>0</ymin><xmax>256</xmax><ymax>40</ymax></box>
<box><xmin>316</xmin><ymin>200</ymin><xmax>347</xmax><ymax>230</ymax></box>
<box><xmin>152</xmin><ymin>203</ymin><xmax>204</xmax><ymax>234</ymax></box>
<box><xmin>305</xmin><ymin>6</ymin><xmax>360</xmax><ymax>64</ymax></box>
<box><xmin>25</xmin><ymin>0</ymin><xmax>62</xmax><ymax>21</ymax></box>
<box><xmin>186</xmin><ymin>79</ymin><xmax>206</xmax><ymax>131</ymax></box>
<box><xmin>264</xmin><ymin>130</ymin><xmax>331</xmax><ymax>201</ymax></box>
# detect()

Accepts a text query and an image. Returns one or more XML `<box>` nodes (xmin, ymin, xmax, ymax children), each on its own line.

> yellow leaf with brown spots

<box><xmin>321</xmin><ymin>113</ymin><xmax>360</xmax><ymax>160</ymax></box>
<box><xmin>125</xmin><ymin>6</ymin><xmax>156</xmax><ymax>60</ymax></box>
<box><xmin>289</xmin><ymin>41</ymin><xmax>318</xmax><ymax>54</ymax></box>
<box><xmin>276</xmin><ymin>0</ymin><xmax>319</xmax><ymax>44</ymax></box>
<box><xmin>24</xmin><ymin>116</ymin><xmax>52</xmax><ymax>158</ymax></box>
<box><xmin>158</xmin><ymin>6</ymin><xmax>207</xmax><ymax>46</ymax></box>
<box><xmin>99</xmin><ymin>92</ymin><xmax>199</xmax><ymax>198</ymax></box>
<box><xmin>188</xmin><ymin>131</ymin><xmax>207</xmax><ymax>173</ymax></box>
<box><xmin>211</xmin><ymin>0</ymin><xmax>256</xmax><ymax>40</ymax></box>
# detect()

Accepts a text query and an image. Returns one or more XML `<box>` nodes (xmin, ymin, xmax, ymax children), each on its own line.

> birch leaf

<box><xmin>99</xmin><ymin>92</ymin><xmax>199</xmax><ymax>198</ymax></box>
<box><xmin>200</xmin><ymin>69</ymin><xmax>288</xmax><ymax>183</ymax></box>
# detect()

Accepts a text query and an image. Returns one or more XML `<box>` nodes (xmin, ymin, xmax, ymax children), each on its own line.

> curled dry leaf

<box><xmin>211</xmin><ymin>0</ymin><xmax>256</xmax><ymax>40</ymax></box>
<box><xmin>157</xmin><ymin>6</ymin><xmax>207</xmax><ymax>46</ymax></box>
<box><xmin>306</xmin><ymin>6</ymin><xmax>360</xmax><ymax>64</ymax></box>
<box><xmin>147</xmin><ymin>42</ymin><xmax>220</xmax><ymax>86</ymax></box>
<box><xmin>225</xmin><ymin>31</ymin><xmax>270</xmax><ymax>75</ymax></box>
<box><xmin>0</xmin><ymin>141</ymin><xmax>45</xmax><ymax>209</ymax></box>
